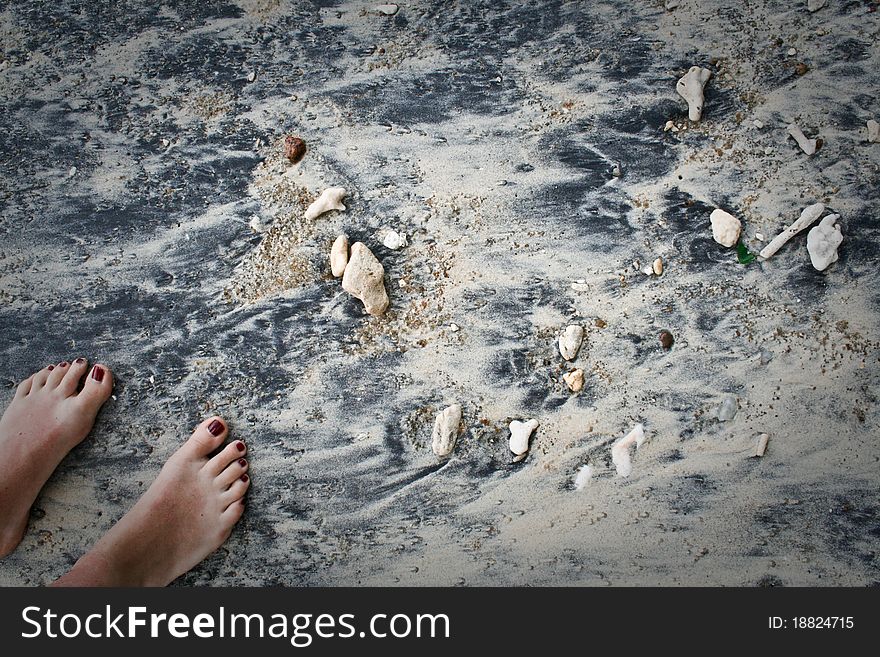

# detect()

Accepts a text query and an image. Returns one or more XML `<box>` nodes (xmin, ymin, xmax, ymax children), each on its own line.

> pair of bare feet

<box><xmin>0</xmin><ymin>359</ymin><xmax>250</xmax><ymax>586</ymax></box>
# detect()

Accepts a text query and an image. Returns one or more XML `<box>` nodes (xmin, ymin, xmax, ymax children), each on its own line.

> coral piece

<box><xmin>341</xmin><ymin>242</ymin><xmax>389</xmax><ymax>315</ymax></box>
<box><xmin>432</xmin><ymin>404</ymin><xmax>462</xmax><ymax>457</ymax></box>
<box><xmin>563</xmin><ymin>369</ymin><xmax>584</xmax><ymax>392</ymax></box>
<box><xmin>806</xmin><ymin>214</ymin><xmax>843</xmax><ymax>271</ymax></box>
<box><xmin>787</xmin><ymin>123</ymin><xmax>817</xmax><ymax>155</ymax></box>
<box><xmin>330</xmin><ymin>234</ymin><xmax>349</xmax><ymax>278</ymax></box>
<box><xmin>710</xmin><ymin>208</ymin><xmax>742</xmax><ymax>247</ymax></box>
<box><xmin>558</xmin><ymin>324</ymin><xmax>584</xmax><ymax>361</ymax></box>
<box><xmin>676</xmin><ymin>66</ymin><xmax>712</xmax><ymax>121</ymax></box>
<box><xmin>611</xmin><ymin>423</ymin><xmax>645</xmax><ymax>478</ymax></box>
<box><xmin>759</xmin><ymin>202</ymin><xmax>824</xmax><ymax>259</ymax></box>
<box><xmin>509</xmin><ymin>419</ymin><xmax>539</xmax><ymax>456</ymax></box>
<box><xmin>305</xmin><ymin>187</ymin><xmax>347</xmax><ymax>221</ymax></box>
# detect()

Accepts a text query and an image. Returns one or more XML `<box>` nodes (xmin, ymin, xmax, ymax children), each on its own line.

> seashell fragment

<box><xmin>305</xmin><ymin>187</ymin><xmax>347</xmax><ymax>221</ymax></box>
<box><xmin>676</xmin><ymin>66</ymin><xmax>712</xmax><ymax>121</ymax></box>
<box><xmin>383</xmin><ymin>230</ymin><xmax>408</xmax><ymax>250</ymax></box>
<box><xmin>432</xmin><ymin>404</ymin><xmax>462</xmax><ymax>457</ymax></box>
<box><xmin>754</xmin><ymin>433</ymin><xmax>770</xmax><ymax>457</ymax></box>
<box><xmin>509</xmin><ymin>418</ymin><xmax>539</xmax><ymax>456</ymax></box>
<box><xmin>611</xmin><ymin>423</ymin><xmax>646</xmax><ymax>478</ymax></box>
<box><xmin>330</xmin><ymin>234</ymin><xmax>349</xmax><ymax>277</ymax></box>
<box><xmin>787</xmin><ymin>123</ymin><xmax>817</xmax><ymax>155</ymax></box>
<box><xmin>558</xmin><ymin>324</ymin><xmax>584</xmax><ymax>361</ymax></box>
<box><xmin>574</xmin><ymin>465</ymin><xmax>593</xmax><ymax>490</ymax></box>
<box><xmin>759</xmin><ymin>202</ymin><xmax>824</xmax><ymax>259</ymax></box>
<box><xmin>341</xmin><ymin>242</ymin><xmax>389</xmax><ymax>315</ymax></box>
<box><xmin>710</xmin><ymin>208</ymin><xmax>742</xmax><ymax>247</ymax></box>
<box><xmin>806</xmin><ymin>214</ymin><xmax>843</xmax><ymax>271</ymax></box>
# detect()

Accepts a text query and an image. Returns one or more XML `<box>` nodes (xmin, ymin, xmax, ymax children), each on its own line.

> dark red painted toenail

<box><xmin>207</xmin><ymin>420</ymin><xmax>225</xmax><ymax>436</ymax></box>
<box><xmin>240</xmin><ymin>474</ymin><xmax>249</xmax><ymax>482</ymax></box>
<box><xmin>238</xmin><ymin>458</ymin><xmax>247</xmax><ymax>467</ymax></box>
<box><xmin>59</xmin><ymin>361</ymin><xmax>68</xmax><ymax>368</ymax></box>
<box><xmin>47</xmin><ymin>365</ymin><xmax>54</xmax><ymax>371</ymax></box>
<box><xmin>75</xmin><ymin>358</ymin><xmax>85</xmax><ymax>364</ymax></box>
<box><xmin>91</xmin><ymin>365</ymin><xmax>104</xmax><ymax>382</ymax></box>
<box><xmin>236</xmin><ymin>441</ymin><xmax>245</xmax><ymax>451</ymax></box>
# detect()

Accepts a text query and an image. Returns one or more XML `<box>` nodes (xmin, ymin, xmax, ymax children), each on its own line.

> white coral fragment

<box><xmin>787</xmin><ymin>123</ymin><xmax>817</xmax><ymax>155</ymax></box>
<box><xmin>611</xmin><ymin>423</ymin><xmax>646</xmax><ymax>478</ymax></box>
<box><xmin>759</xmin><ymin>202</ymin><xmax>825</xmax><ymax>259</ymax></box>
<box><xmin>806</xmin><ymin>214</ymin><xmax>843</xmax><ymax>271</ymax></box>
<box><xmin>574</xmin><ymin>465</ymin><xmax>593</xmax><ymax>490</ymax></box>
<box><xmin>710</xmin><ymin>208</ymin><xmax>742</xmax><ymax>247</ymax></box>
<box><xmin>432</xmin><ymin>404</ymin><xmax>462</xmax><ymax>457</ymax></box>
<box><xmin>509</xmin><ymin>419</ymin><xmax>539</xmax><ymax>456</ymax></box>
<box><xmin>341</xmin><ymin>242</ymin><xmax>389</xmax><ymax>315</ymax></box>
<box><xmin>558</xmin><ymin>324</ymin><xmax>584</xmax><ymax>361</ymax></box>
<box><xmin>330</xmin><ymin>234</ymin><xmax>349</xmax><ymax>277</ymax></box>
<box><xmin>305</xmin><ymin>187</ymin><xmax>347</xmax><ymax>220</ymax></box>
<box><xmin>676</xmin><ymin>66</ymin><xmax>712</xmax><ymax>121</ymax></box>
<box><xmin>867</xmin><ymin>119</ymin><xmax>879</xmax><ymax>143</ymax></box>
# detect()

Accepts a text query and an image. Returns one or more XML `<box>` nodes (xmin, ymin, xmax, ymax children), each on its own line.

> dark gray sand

<box><xmin>1</xmin><ymin>0</ymin><xmax>878</xmax><ymax>586</ymax></box>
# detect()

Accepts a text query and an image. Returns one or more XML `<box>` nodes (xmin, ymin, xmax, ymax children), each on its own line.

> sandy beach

<box><xmin>0</xmin><ymin>0</ymin><xmax>878</xmax><ymax>586</ymax></box>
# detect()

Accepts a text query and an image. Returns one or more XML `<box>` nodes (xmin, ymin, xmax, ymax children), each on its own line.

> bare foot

<box><xmin>0</xmin><ymin>359</ymin><xmax>113</xmax><ymax>557</ymax></box>
<box><xmin>53</xmin><ymin>416</ymin><xmax>250</xmax><ymax>586</ymax></box>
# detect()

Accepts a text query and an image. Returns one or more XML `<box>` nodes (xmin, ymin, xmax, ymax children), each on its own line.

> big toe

<box><xmin>74</xmin><ymin>363</ymin><xmax>113</xmax><ymax>412</ymax></box>
<box><xmin>182</xmin><ymin>416</ymin><xmax>228</xmax><ymax>458</ymax></box>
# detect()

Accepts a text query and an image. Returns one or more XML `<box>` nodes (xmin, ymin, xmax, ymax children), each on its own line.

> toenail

<box><xmin>238</xmin><ymin>458</ymin><xmax>247</xmax><ymax>467</ymax></box>
<box><xmin>240</xmin><ymin>474</ymin><xmax>249</xmax><ymax>482</ymax></box>
<box><xmin>236</xmin><ymin>441</ymin><xmax>245</xmax><ymax>452</ymax></box>
<box><xmin>47</xmin><ymin>365</ymin><xmax>54</xmax><ymax>371</ymax></box>
<box><xmin>91</xmin><ymin>365</ymin><xmax>105</xmax><ymax>382</ymax></box>
<box><xmin>207</xmin><ymin>419</ymin><xmax>225</xmax><ymax>436</ymax></box>
<box><xmin>75</xmin><ymin>358</ymin><xmax>85</xmax><ymax>364</ymax></box>
<box><xmin>59</xmin><ymin>361</ymin><xmax>68</xmax><ymax>368</ymax></box>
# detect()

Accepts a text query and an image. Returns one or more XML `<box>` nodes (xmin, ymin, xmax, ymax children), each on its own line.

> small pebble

<box><xmin>718</xmin><ymin>394</ymin><xmax>738</xmax><ymax>421</ymax></box>
<box><xmin>659</xmin><ymin>330</ymin><xmax>674</xmax><ymax>349</ymax></box>
<box><xmin>283</xmin><ymin>135</ymin><xmax>306</xmax><ymax>163</ymax></box>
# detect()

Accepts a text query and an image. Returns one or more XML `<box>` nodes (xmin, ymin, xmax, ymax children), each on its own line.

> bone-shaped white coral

<box><xmin>676</xmin><ymin>67</ymin><xmax>712</xmax><ymax>121</ymax></box>
<box><xmin>305</xmin><ymin>187</ymin><xmax>347</xmax><ymax>220</ymax></box>
<box><xmin>509</xmin><ymin>419</ymin><xmax>539</xmax><ymax>456</ymax></box>
<box><xmin>611</xmin><ymin>423</ymin><xmax>646</xmax><ymax>478</ymax></box>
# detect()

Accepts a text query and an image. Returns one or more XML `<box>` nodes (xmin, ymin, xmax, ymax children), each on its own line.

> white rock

<box><xmin>759</xmin><ymin>202</ymin><xmax>825</xmax><ymax>259</ymax></box>
<box><xmin>611</xmin><ymin>423</ymin><xmax>646</xmax><ymax>478</ymax></box>
<box><xmin>305</xmin><ymin>187</ymin><xmax>347</xmax><ymax>220</ymax></box>
<box><xmin>806</xmin><ymin>214</ymin><xmax>843</xmax><ymax>271</ymax></box>
<box><xmin>509</xmin><ymin>418</ymin><xmax>539</xmax><ymax>456</ymax></box>
<box><xmin>753</xmin><ymin>119</ymin><xmax>764</xmax><ymax>129</ymax></box>
<box><xmin>652</xmin><ymin>257</ymin><xmax>663</xmax><ymax>276</ymax></box>
<box><xmin>431</xmin><ymin>404</ymin><xmax>462</xmax><ymax>457</ymax></box>
<box><xmin>373</xmin><ymin>3</ymin><xmax>399</xmax><ymax>15</ymax></box>
<box><xmin>563</xmin><ymin>369</ymin><xmax>584</xmax><ymax>392</ymax></box>
<box><xmin>787</xmin><ymin>123</ymin><xmax>817</xmax><ymax>155</ymax></box>
<box><xmin>710</xmin><ymin>208</ymin><xmax>742</xmax><ymax>247</ymax></box>
<box><xmin>249</xmin><ymin>215</ymin><xmax>266</xmax><ymax>232</ymax></box>
<box><xmin>330</xmin><ymin>234</ymin><xmax>349</xmax><ymax>277</ymax></box>
<box><xmin>867</xmin><ymin>119</ymin><xmax>880</xmax><ymax>143</ymax></box>
<box><xmin>558</xmin><ymin>324</ymin><xmax>584</xmax><ymax>361</ymax></box>
<box><xmin>574</xmin><ymin>465</ymin><xmax>594</xmax><ymax>490</ymax></box>
<box><xmin>676</xmin><ymin>66</ymin><xmax>712</xmax><ymax>121</ymax></box>
<box><xmin>807</xmin><ymin>0</ymin><xmax>826</xmax><ymax>12</ymax></box>
<box><xmin>341</xmin><ymin>242</ymin><xmax>390</xmax><ymax>316</ymax></box>
<box><xmin>664</xmin><ymin>0</ymin><xmax>680</xmax><ymax>10</ymax></box>
<box><xmin>754</xmin><ymin>433</ymin><xmax>770</xmax><ymax>457</ymax></box>
<box><xmin>382</xmin><ymin>230</ymin><xmax>408</xmax><ymax>250</ymax></box>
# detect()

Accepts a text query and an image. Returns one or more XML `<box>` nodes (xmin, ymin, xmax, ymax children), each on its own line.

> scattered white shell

<box><xmin>382</xmin><ymin>230</ymin><xmax>408</xmax><ymax>250</ymax></box>
<box><xmin>305</xmin><ymin>187</ymin><xmax>347</xmax><ymax>220</ymax></box>
<box><xmin>755</xmin><ymin>232</ymin><xmax>764</xmax><ymax>241</ymax></box>
<box><xmin>341</xmin><ymin>242</ymin><xmax>389</xmax><ymax>315</ymax></box>
<box><xmin>806</xmin><ymin>214</ymin><xmax>843</xmax><ymax>271</ymax></box>
<box><xmin>807</xmin><ymin>0</ymin><xmax>826</xmax><ymax>11</ymax></box>
<box><xmin>754</xmin><ymin>433</ymin><xmax>770</xmax><ymax>457</ymax></box>
<box><xmin>247</xmin><ymin>71</ymin><xmax>257</xmax><ymax>83</ymax></box>
<box><xmin>759</xmin><ymin>202</ymin><xmax>825</xmax><ymax>259</ymax></box>
<box><xmin>611</xmin><ymin>423</ymin><xmax>646</xmax><ymax>478</ymax></box>
<box><xmin>509</xmin><ymin>418</ymin><xmax>539</xmax><ymax>456</ymax></box>
<box><xmin>330</xmin><ymin>234</ymin><xmax>349</xmax><ymax>277</ymax></box>
<box><xmin>867</xmin><ymin>119</ymin><xmax>879</xmax><ymax>143</ymax></box>
<box><xmin>249</xmin><ymin>215</ymin><xmax>266</xmax><ymax>232</ymax></box>
<box><xmin>431</xmin><ymin>404</ymin><xmax>462</xmax><ymax>457</ymax></box>
<box><xmin>373</xmin><ymin>3</ymin><xmax>399</xmax><ymax>15</ymax></box>
<box><xmin>676</xmin><ymin>66</ymin><xmax>712</xmax><ymax>121</ymax></box>
<box><xmin>787</xmin><ymin>123</ymin><xmax>817</xmax><ymax>155</ymax></box>
<box><xmin>710</xmin><ymin>208</ymin><xmax>742</xmax><ymax>247</ymax></box>
<box><xmin>563</xmin><ymin>369</ymin><xmax>584</xmax><ymax>393</ymax></box>
<box><xmin>67</xmin><ymin>166</ymin><xmax>77</xmax><ymax>178</ymax></box>
<box><xmin>652</xmin><ymin>257</ymin><xmax>663</xmax><ymax>276</ymax></box>
<box><xmin>558</xmin><ymin>324</ymin><xmax>584</xmax><ymax>361</ymax></box>
<box><xmin>574</xmin><ymin>465</ymin><xmax>594</xmax><ymax>490</ymax></box>
<box><xmin>718</xmin><ymin>394</ymin><xmax>738</xmax><ymax>421</ymax></box>
<box><xmin>753</xmin><ymin>119</ymin><xmax>764</xmax><ymax>129</ymax></box>
<box><xmin>449</xmin><ymin>323</ymin><xmax>460</xmax><ymax>332</ymax></box>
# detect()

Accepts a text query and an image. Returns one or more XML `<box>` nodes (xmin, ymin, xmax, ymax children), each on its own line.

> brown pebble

<box><xmin>595</xmin><ymin>318</ymin><xmax>607</xmax><ymax>329</ymax></box>
<box><xmin>659</xmin><ymin>330</ymin><xmax>674</xmax><ymax>349</ymax></box>
<box><xmin>283</xmin><ymin>135</ymin><xmax>306</xmax><ymax>163</ymax></box>
<box><xmin>795</xmin><ymin>62</ymin><xmax>809</xmax><ymax>76</ymax></box>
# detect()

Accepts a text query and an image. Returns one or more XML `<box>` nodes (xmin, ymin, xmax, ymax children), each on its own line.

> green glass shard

<box><xmin>736</xmin><ymin>240</ymin><xmax>757</xmax><ymax>264</ymax></box>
